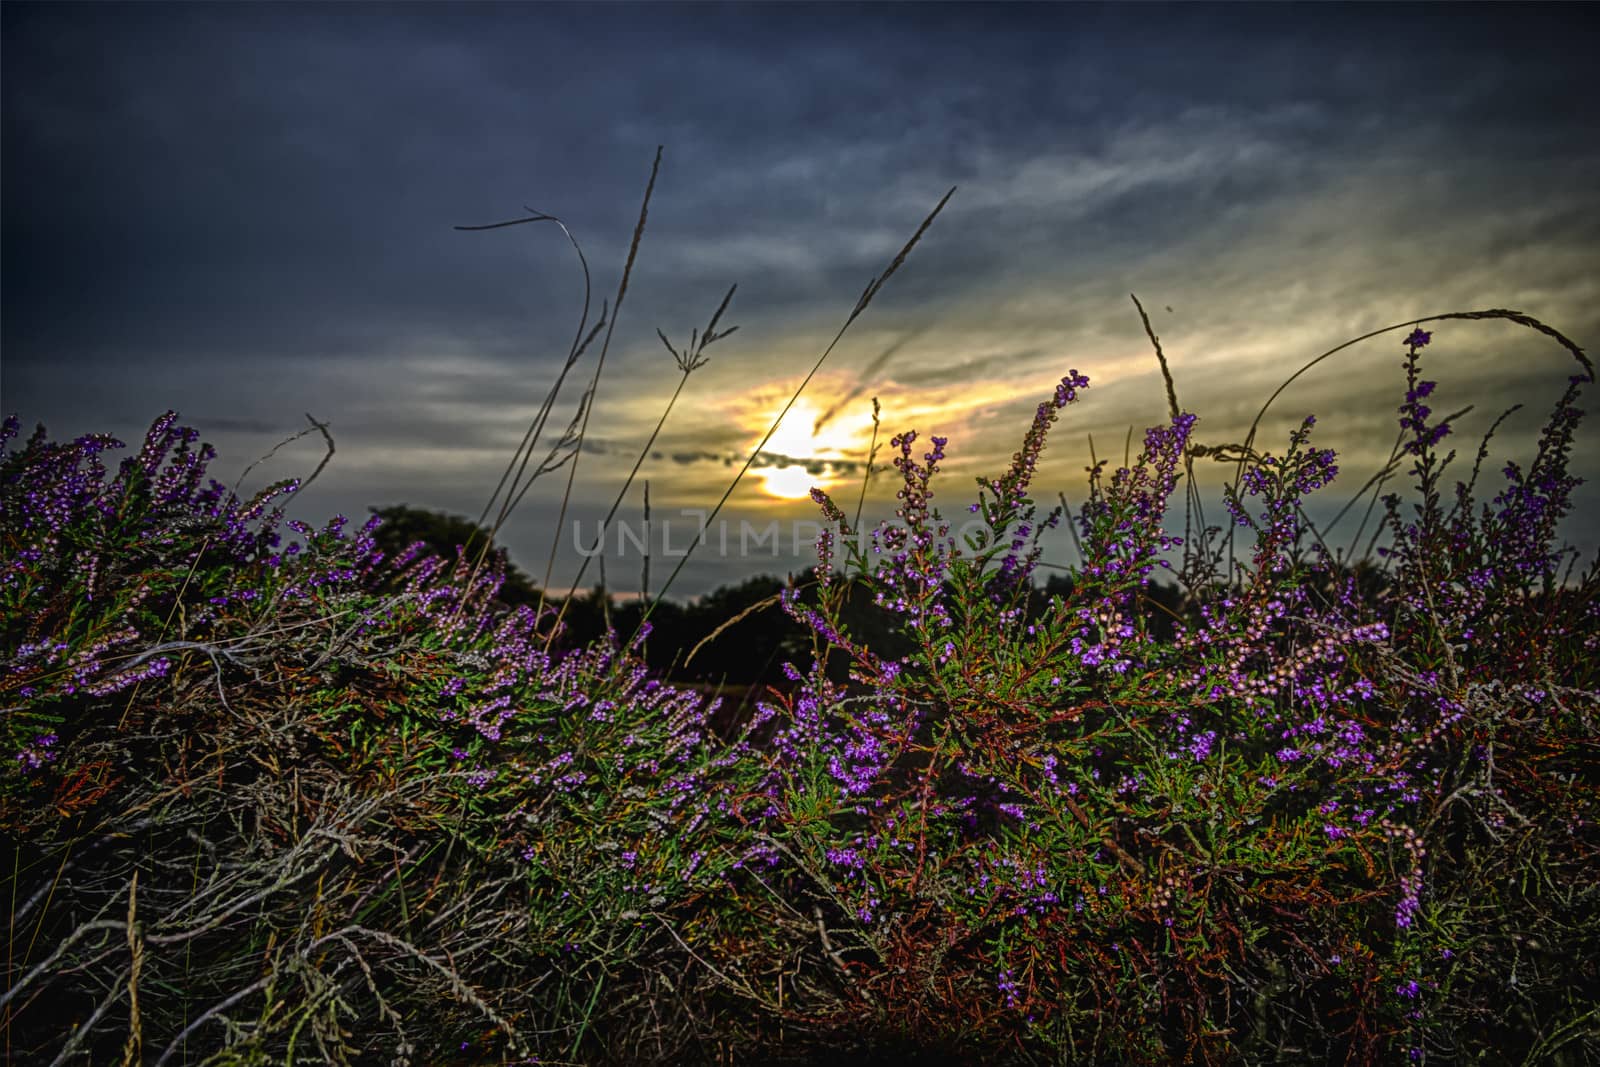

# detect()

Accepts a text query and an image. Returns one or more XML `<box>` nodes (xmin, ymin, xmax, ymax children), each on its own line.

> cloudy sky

<box><xmin>5</xmin><ymin>2</ymin><xmax>1597</xmax><ymax>600</ymax></box>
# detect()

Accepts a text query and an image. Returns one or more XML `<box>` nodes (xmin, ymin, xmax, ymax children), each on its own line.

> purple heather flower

<box><xmin>996</xmin><ymin>968</ymin><xmax>1022</xmax><ymax>1008</ymax></box>
<box><xmin>15</xmin><ymin>732</ymin><xmax>61</xmax><ymax>772</ymax></box>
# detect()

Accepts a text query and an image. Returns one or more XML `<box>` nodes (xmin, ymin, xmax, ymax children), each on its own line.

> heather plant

<box><xmin>0</xmin><ymin>148</ymin><xmax>956</xmax><ymax>1065</ymax></box>
<box><xmin>679</xmin><ymin>314</ymin><xmax>1598</xmax><ymax>1063</ymax></box>
<box><xmin>0</xmin><ymin>399</ymin><xmax>795</xmax><ymax>1063</ymax></box>
<box><xmin>3</xmin><ymin>141</ymin><xmax>1597</xmax><ymax>1067</ymax></box>
<box><xmin>361</xmin><ymin>502</ymin><xmax>544</xmax><ymax>613</ymax></box>
<box><xmin>2</xmin><ymin>159</ymin><xmax>710</xmax><ymax>1064</ymax></box>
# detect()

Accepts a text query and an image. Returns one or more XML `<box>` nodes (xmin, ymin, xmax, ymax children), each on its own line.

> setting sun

<box><xmin>752</xmin><ymin>398</ymin><xmax>859</xmax><ymax>500</ymax></box>
<box><xmin>760</xmin><ymin>465</ymin><xmax>824</xmax><ymax>500</ymax></box>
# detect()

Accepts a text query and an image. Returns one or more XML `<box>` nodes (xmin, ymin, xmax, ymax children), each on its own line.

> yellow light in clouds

<box><xmin>752</xmin><ymin>398</ymin><xmax>857</xmax><ymax>501</ymax></box>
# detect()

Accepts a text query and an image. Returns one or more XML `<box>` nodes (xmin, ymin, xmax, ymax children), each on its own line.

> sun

<box><xmin>761</xmin><ymin>465</ymin><xmax>824</xmax><ymax>500</ymax></box>
<box><xmin>752</xmin><ymin>398</ymin><xmax>858</xmax><ymax>501</ymax></box>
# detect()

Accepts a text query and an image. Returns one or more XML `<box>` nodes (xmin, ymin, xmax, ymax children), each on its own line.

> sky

<box><xmin>5</xmin><ymin>2</ymin><xmax>1598</xmax><ymax>601</ymax></box>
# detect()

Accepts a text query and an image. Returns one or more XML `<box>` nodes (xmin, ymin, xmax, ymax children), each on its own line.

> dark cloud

<box><xmin>582</xmin><ymin>436</ymin><xmax>862</xmax><ymax>478</ymax></box>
